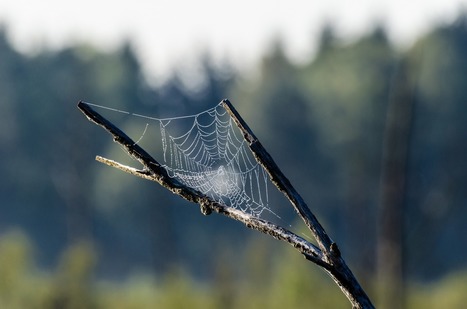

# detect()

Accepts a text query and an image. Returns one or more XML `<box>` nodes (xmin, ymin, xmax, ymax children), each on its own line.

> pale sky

<box><xmin>0</xmin><ymin>0</ymin><xmax>465</xmax><ymax>82</ymax></box>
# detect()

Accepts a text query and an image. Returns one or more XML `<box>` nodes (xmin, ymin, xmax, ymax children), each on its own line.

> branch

<box><xmin>222</xmin><ymin>99</ymin><xmax>334</xmax><ymax>254</ymax></box>
<box><xmin>221</xmin><ymin>99</ymin><xmax>374</xmax><ymax>309</ymax></box>
<box><xmin>77</xmin><ymin>100</ymin><xmax>374</xmax><ymax>309</ymax></box>
<box><xmin>78</xmin><ymin>101</ymin><xmax>322</xmax><ymax>262</ymax></box>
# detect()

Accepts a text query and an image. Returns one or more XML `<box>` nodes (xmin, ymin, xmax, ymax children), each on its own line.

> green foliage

<box><xmin>266</xmin><ymin>253</ymin><xmax>348</xmax><ymax>309</ymax></box>
<box><xmin>407</xmin><ymin>271</ymin><xmax>467</xmax><ymax>308</ymax></box>
<box><xmin>1</xmin><ymin>230</ymin><xmax>466</xmax><ymax>308</ymax></box>
<box><xmin>0</xmin><ymin>231</ymin><xmax>348</xmax><ymax>308</ymax></box>
<box><xmin>97</xmin><ymin>271</ymin><xmax>216</xmax><ymax>309</ymax></box>
<box><xmin>0</xmin><ymin>230</ymin><xmax>44</xmax><ymax>309</ymax></box>
<box><xmin>44</xmin><ymin>242</ymin><xmax>97</xmax><ymax>309</ymax></box>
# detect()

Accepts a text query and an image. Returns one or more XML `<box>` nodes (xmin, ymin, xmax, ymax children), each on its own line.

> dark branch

<box><xmin>221</xmin><ymin>99</ymin><xmax>374</xmax><ymax>309</ymax></box>
<box><xmin>222</xmin><ymin>99</ymin><xmax>334</xmax><ymax>255</ymax></box>
<box><xmin>78</xmin><ymin>101</ymin><xmax>322</xmax><ymax>261</ymax></box>
<box><xmin>77</xmin><ymin>100</ymin><xmax>374</xmax><ymax>309</ymax></box>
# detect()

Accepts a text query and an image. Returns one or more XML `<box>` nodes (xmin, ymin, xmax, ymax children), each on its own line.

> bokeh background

<box><xmin>1</xmin><ymin>1</ymin><xmax>467</xmax><ymax>308</ymax></box>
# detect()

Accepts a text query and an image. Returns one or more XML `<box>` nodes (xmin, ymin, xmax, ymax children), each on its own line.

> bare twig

<box><xmin>77</xmin><ymin>100</ymin><xmax>374</xmax><ymax>309</ymax></box>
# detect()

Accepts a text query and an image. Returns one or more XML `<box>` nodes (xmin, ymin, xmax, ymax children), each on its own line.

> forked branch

<box><xmin>77</xmin><ymin>100</ymin><xmax>374</xmax><ymax>309</ymax></box>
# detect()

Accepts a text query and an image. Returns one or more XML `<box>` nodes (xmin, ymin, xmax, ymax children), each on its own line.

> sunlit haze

<box><xmin>0</xmin><ymin>0</ymin><xmax>465</xmax><ymax>82</ymax></box>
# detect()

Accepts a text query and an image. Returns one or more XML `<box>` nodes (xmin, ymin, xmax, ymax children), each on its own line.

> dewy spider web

<box><xmin>159</xmin><ymin>103</ymin><xmax>272</xmax><ymax>217</ymax></box>
<box><xmin>87</xmin><ymin>102</ymin><xmax>276</xmax><ymax>218</ymax></box>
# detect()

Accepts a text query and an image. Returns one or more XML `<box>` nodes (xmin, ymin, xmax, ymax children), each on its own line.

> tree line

<box><xmin>0</xmin><ymin>14</ymin><xmax>467</xmax><ymax>307</ymax></box>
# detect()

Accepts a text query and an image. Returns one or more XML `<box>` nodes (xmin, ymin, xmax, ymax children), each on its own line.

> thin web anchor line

<box><xmin>83</xmin><ymin>101</ymin><xmax>223</xmax><ymax>122</ymax></box>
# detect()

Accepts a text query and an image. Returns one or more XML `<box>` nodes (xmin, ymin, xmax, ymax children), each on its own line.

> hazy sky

<box><xmin>0</xmin><ymin>0</ymin><xmax>465</xmax><ymax>81</ymax></box>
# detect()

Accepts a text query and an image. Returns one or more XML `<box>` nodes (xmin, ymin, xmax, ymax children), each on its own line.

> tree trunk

<box><xmin>377</xmin><ymin>59</ymin><xmax>414</xmax><ymax>309</ymax></box>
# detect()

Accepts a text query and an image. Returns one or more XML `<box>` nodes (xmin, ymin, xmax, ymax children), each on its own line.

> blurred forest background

<box><xmin>1</xmin><ymin>12</ymin><xmax>467</xmax><ymax>309</ymax></box>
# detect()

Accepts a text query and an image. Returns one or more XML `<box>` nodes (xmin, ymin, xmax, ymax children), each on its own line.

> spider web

<box><xmin>157</xmin><ymin>103</ymin><xmax>273</xmax><ymax>217</ymax></box>
<box><xmin>88</xmin><ymin>101</ymin><xmax>276</xmax><ymax>218</ymax></box>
